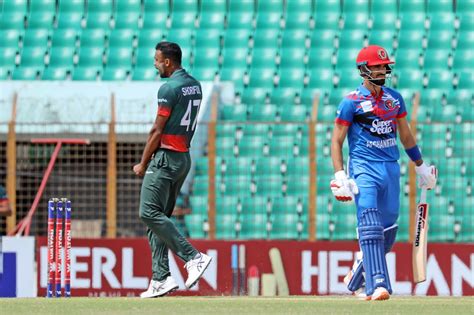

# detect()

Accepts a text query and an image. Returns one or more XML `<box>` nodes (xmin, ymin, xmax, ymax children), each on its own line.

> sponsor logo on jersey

<box><xmin>158</xmin><ymin>98</ymin><xmax>168</xmax><ymax>103</ymax></box>
<box><xmin>360</xmin><ymin>101</ymin><xmax>373</xmax><ymax>112</ymax></box>
<box><xmin>370</xmin><ymin>119</ymin><xmax>393</xmax><ymax>134</ymax></box>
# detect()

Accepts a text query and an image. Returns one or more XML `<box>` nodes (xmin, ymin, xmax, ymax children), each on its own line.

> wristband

<box><xmin>405</xmin><ymin>145</ymin><xmax>422</xmax><ymax>162</ymax></box>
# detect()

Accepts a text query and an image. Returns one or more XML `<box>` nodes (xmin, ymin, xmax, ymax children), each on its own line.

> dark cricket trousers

<box><xmin>139</xmin><ymin>149</ymin><xmax>199</xmax><ymax>281</ymax></box>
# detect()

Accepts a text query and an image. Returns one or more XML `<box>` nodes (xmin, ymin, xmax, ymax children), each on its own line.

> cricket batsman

<box><xmin>133</xmin><ymin>42</ymin><xmax>212</xmax><ymax>298</ymax></box>
<box><xmin>330</xmin><ymin>45</ymin><xmax>437</xmax><ymax>300</ymax></box>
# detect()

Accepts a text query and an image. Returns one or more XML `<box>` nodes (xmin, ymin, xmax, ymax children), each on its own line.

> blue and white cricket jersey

<box><xmin>335</xmin><ymin>84</ymin><xmax>408</xmax><ymax>227</ymax></box>
<box><xmin>335</xmin><ymin>84</ymin><xmax>407</xmax><ymax>162</ymax></box>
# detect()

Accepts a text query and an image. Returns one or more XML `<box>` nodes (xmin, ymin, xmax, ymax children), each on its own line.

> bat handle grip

<box><xmin>420</xmin><ymin>188</ymin><xmax>427</xmax><ymax>203</ymax></box>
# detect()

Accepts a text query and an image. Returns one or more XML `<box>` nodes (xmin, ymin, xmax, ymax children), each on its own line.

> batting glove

<box><xmin>415</xmin><ymin>162</ymin><xmax>437</xmax><ymax>190</ymax></box>
<box><xmin>330</xmin><ymin>170</ymin><xmax>359</xmax><ymax>202</ymax></box>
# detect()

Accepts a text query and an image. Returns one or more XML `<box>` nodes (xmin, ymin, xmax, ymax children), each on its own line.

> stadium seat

<box><xmin>240</xmin><ymin>214</ymin><xmax>269</xmax><ymax>239</ymax></box>
<box><xmin>221</xmin><ymin>175</ymin><xmax>253</xmax><ymax>196</ymax></box>
<box><xmin>270</xmin><ymin>213</ymin><xmax>303</xmax><ymax>239</ymax></box>
<box><xmin>248</xmin><ymin>103</ymin><xmax>278</xmax><ymax>121</ymax></box>
<box><xmin>270</xmin><ymin>87</ymin><xmax>301</xmax><ymax>105</ymax></box>
<box><xmin>51</xmin><ymin>29</ymin><xmax>79</xmax><ymax>48</ymax></box>
<box><xmin>307</xmin><ymin>69</ymin><xmax>334</xmax><ymax>90</ymax></box>
<box><xmin>248</xmin><ymin>68</ymin><xmax>276</xmax><ymax>88</ymax></box>
<box><xmin>399</xmin><ymin>0</ymin><xmax>425</xmax><ymax>14</ymax></box>
<box><xmin>341</xmin><ymin>0</ymin><xmax>370</xmax><ymax>30</ymax></box>
<box><xmin>170</xmin><ymin>0</ymin><xmax>198</xmax><ymax>29</ymax></box>
<box><xmin>48</xmin><ymin>47</ymin><xmax>75</xmax><ymax>67</ymax></box>
<box><xmin>85</xmin><ymin>0</ymin><xmax>113</xmax><ymax>29</ymax></box>
<box><xmin>72</xmin><ymin>67</ymin><xmax>101</xmax><ymax>80</ymax></box>
<box><xmin>43</xmin><ymin>67</ymin><xmax>70</xmax><ymax>80</ymax></box>
<box><xmin>142</xmin><ymin>0</ymin><xmax>169</xmax><ymax>29</ymax></box>
<box><xmin>426</xmin><ymin>70</ymin><xmax>453</xmax><ymax>90</ymax></box>
<box><xmin>368</xmin><ymin>30</ymin><xmax>396</xmax><ymax>50</ymax></box>
<box><xmin>0</xmin><ymin>48</ymin><xmax>19</xmax><ymax>74</ymax></box>
<box><xmin>338</xmin><ymin>30</ymin><xmax>367</xmax><ymax>50</ymax></box>
<box><xmin>399</xmin><ymin>13</ymin><xmax>426</xmax><ymax>32</ymax></box>
<box><xmin>318</xmin><ymin>105</ymin><xmax>337</xmax><ymax>122</ymax></box>
<box><xmin>77</xmin><ymin>47</ymin><xmax>104</xmax><ymax>67</ymax></box>
<box><xmin>134</xmin><ymin>46</ymin><xmax>155</xmax><ymax>68</ymax></box>
<box><xmin>285</xmin><ymin>0</ymin><xmax>312</xmax><ymax>30</ymax></box>
<box><xmin>255</xmin><ymin>0</ymin><xmax>283</xmax><ymax>30</ymax></box>
<box><xmin>191</xmin><ymin>67</ymin><xmax>217</xmax><ymax>81</ymax></box>
<box><xmin>0</xmin><ymin>29</ymin><xmax>24</xmax><ymax>48</ymax></box>
<box><xmin>20</xmin><ymin>47</ymin><xmax>46</xmax><ymax>67</ymax></box>
<box><xmin>307</xmin><ymin>47</ymin><xmax>334</xmax><ymax>70</ymax></box>
<box><xmin>185</xmin><ymin>214</ymin><xmax>207</xmax><ymax>238</ymax></box>
<box><xmin>199</xmin><ymin>0</ymin><xmax>226</xmax><ymax>29</ymax></box>
<box><xmin>12</xmin><ymin>67</ymin><xmax>41</xmax><ymax>80</ymax></box>
<box><xmin>113</xmin><ymin>0</ymin><xmax>141</xmax><ymax>29</ymax></box>
<box><xmin>80</xmin><ymin>29</ymin><xmax>108</xmax><ymax>47</ymax></box>
<box><xmin>337</xmin><ymin>71</ymin><xmax>362</xmax><ymax>89</ymax></box>
<box><xmin>137</xmin><ymin>29</ymin><xmax>166</xmax><ymax>49</ymax></box>
<box><xmin>219</xmin><ymin>104</ymin><xmax>247</xmax><ymax>121</ymax></box>
<box><xmin>279</xmin><ymin>105</ymin><xmax>309</xmax><ymax>122</ymax></box>
<box><xmin>237</xmin><ymin>134</ymin><xmax>269</xmax><ymax>156</ymax></box>
<box><xmin>28</xmin><ymin>0</ymin><xmax>56</xmax><ymax>28</ymax></box>
<box><xmin>108</xmin><ymin>29</ymin><xmax>135</xmax><ymax>48</ymax></box>
<box><xmin>278</xmin><ymin>67</ymin><xmax>305</xmax><ymax>88</ymax></box>
<box><xmin>1</xmin><ymin>0</ymin><xmax>27</xmax><ymax>29</ymax></box>
<box><xmin>227</xmin><ymin>0</ymin><xmax>254</xmax><ymax>29</ymax></box>
<box><xmin>132</xmin><ymin>67</ymin><xmax>156</xmax><ymax>80</ymax></box>
<box><xmin>223</xmin><ymin>157</ymin><xmax>255</xmax><ymax>176</ymax></box>
<box><xmin>57</xmin><ymin>0</ymin><xmax>85</xmax><ymax>29</ymax></box>
<box><xmin>216</xmin><ymin>214</ymin><xmax>237</xmax><ymax>239</ymax></box>
<box><xmin>332</xmin><ymin>213</ymin><xmax>357</xmax><ymax>240</ymax></box>
<box><xmin>397</xmin><ymin>30</ymin><xmax>425</xmax><ymax>51</ymax></box>
<box><xmin>423</xmin><ymin>49</ymin><xmax>451</xmax><ymax>70</ymax></box>
<box><xmin>23</xmin><ymin>28</ymin><xmax>50</xmax><ymax>47</ymax></box>
<box><xmin>456</xmin><ymin>71</ymin><xmax>474</xmax><ymax>89</ymax></box>
<box><xmin>394</xmin><ymin>70</ymin><xmax>424</xmax><ymax>89</ymax></box>
<box><xmin>193</xmin><ymin>47</ymin><xmax>220</xmax><ymax>68</ymax></box>
<box><xmin>335</xmin><ymin>48</ymin><xmax>360</xmax><ymax>70</ymax></box>
<box><xmin>269</xmin><ymin>136</ymin><xmax>299</xmax><ymax>156</ymax></box>
<box><xmin>394</xmin><ymin>48</ymin><xmax>422</xmax><ymax>70</ymax></box>
<box><xmin>106</xmin><ymin>47</ymin><xmax>133</xmax><ymax>69</ymax></box>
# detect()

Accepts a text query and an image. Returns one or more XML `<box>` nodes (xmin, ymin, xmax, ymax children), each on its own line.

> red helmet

<box><xmin>356</xmin><ymin>45</ymin><xmax>394</xmax><ymax>67</ymax></box>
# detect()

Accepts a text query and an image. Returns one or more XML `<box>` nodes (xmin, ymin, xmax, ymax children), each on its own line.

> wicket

<box><xmin>46</xmin><ymin>198</ymin><xmax>72</xmax><ymax>298</ymax></box>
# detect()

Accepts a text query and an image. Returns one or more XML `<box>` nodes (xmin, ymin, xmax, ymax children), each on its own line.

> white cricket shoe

<box><xmin>184</xmin><ymin>253</ymin><xmax>212</xmax><ymax>289</ymax></box>
<box><xmin>371</xmin><ymin>287</ymin><xmax>390</xmax><ymax>301</ymax></box>
<box><xmin>140</xmin><ymin>276</ymin><xmax>178</xmax><ymax>298</ymax></box>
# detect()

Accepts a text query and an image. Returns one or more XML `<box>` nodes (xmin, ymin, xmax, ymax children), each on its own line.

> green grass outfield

<box><xmin>1</xmin><ymin>296</ymin><xmax>472</xmax><ymax>315</ymax></box>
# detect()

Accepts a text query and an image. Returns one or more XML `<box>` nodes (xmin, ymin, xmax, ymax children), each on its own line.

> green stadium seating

<box><xmin>215</xmin><ymin>195</ymin><xmax>239</xmax><ymax>214</ymax></box>
<box><xmin>341</xmin><ymin>0</ymin><xmax>370</xmax><ymax>30</ymax></box>
<box><xmin>453</xmin><ymin>49</ymin><xmax>474</xmax><ymax>72</ymax></box>
<box><xmin>85</xmin><ymin>0</ymin><xmax>112</xmax><ymax>30</ymax></box>
<box><xmin>240</xmin><ymin>213</ymin><xmax>268</xmax><ymax>239</ymax></box>
<box><xmin>170</xmin><ymin>0</ymin><xmax>198</xmax><ymax>29</ymax></box>
<box><xmin>242</xmin><ymin>196</ymin><xmax>270</xmax><ymax>215</ymax></box>
<box><xmin>318</xmin><ymin>105</ymin><xmax>337</xmax><ymax>122</ymax></box>
<box><xmin>1</xmin><ymin>0</ymin><xmax>27</xmax><ymax>29</ymax></box>
<box><xmin>248</xmin><ymin>67</ymin><xmax>275</xmax><ymax>87</ymax></box>
<box><xmin>427</xmin><ymin>30</ymin><xmax>454</xmax><ymax>50</ymax></box>
<box><xmin>77</xmin><ymin>47</ymin><xmax>104</xmax><ymax>67</ymax></box>
<box><xmin>455</xmin><ymin>31</ymin><xmax>474</xmax><ymax>52</ymax></box>
<box><xmin>109</xmin><ymin>29</ymin><xmax>135</xmax><ymax>48</ymax></box>
<box><xmin>199</xmin><ymin>0</ymin><xmax>226</xmax><ymax>29</ymax></box>
<box><xmin>280</xmin><ymin>48</ymin><xmax>306</xmax><ymax>69</ymax></box>
<box><xmin>219</xmin><ymin>104</ymin><xmax>247</xmax><ymax>121</ymax></box>
<box><xmin>394</xmin><ymin>48</ymin><xmax>422</xmax><ymax>70</ymax></box>
<box><xmin>28</xmin><ymin>0</ymin><xmax>56</xmax><ymax>29</ymax></box>
<box><xmin>270</xmin><ymin>87</ymin><xmax>300</xmax><ymax>105</ymax></box>
<box><xmin>227</xmin><ymin>0</ymin><xmax>254</xmax><ymax>29</ymax></box>
<box><xmin>395</xmin><ymin>70</ymin><xmax>424</xmax><ymax>89</ymax></box>
<box><xmin>190</xmin><ymin>196</ymin><xmax>208</xmax><ymax>215</ymax></box>
<box><xmin>457</xmin><ymin>71</ymin><xmax>474</xmax><ymax>89</ymax></box>
<box><xmin>51</xmin><ymin>29</ymin><xmax>79</xmax><ymax>48</ymax></box>
<box><xmin>278</xmin><ymin>67</ymin><xmax>305</xmax><ymax>87</ymax></box>
<box><xmin>398</xmin><ymin>30</ymin><xmax>425</xmax><ymax>51</ymax></box>
<box><xmin>332</xmin><ymin>213</ymin><xmax>357</xmax><ymax>240</ymax></box>
<box><xmin>368</xmin><ymin>30</ymin><xmax>396</xmax><ymax>50</ymax></box>
<box><xmin>142</xmin><ymin>0</ymin><xmax>169</xmax><ymax>29</ymax></box>
<box><xmin>316</xmin><ymin>211</ymin><xmax>330</xmax><ymax>240</ymax></box>
<box><xmin>106</xmin><ymin>47</ymin><xmax>133</xmax><ymax>69</ymax></box>
<box><xmin>48</xmin><ymin>47</ymin><xmax>75</xmax><ymax>67</ymax></box>
<box><xmin>193</xmin><ymin>47</ymin><xmax>220</xmax><ymax>68</ymax></box>
<box><xmin>423</xmin><ymin>49</ymin><xmax>450</xmax><ymax>70</ymax></box>
<box><xmin>428</xmin><ymin>13</ymin><xmax>455</xmax><ymax>31</ymax></box>
<box><xmin>269</xmin><ymin>135</ymin><xmax>298</xmax><ymax>156</ymax></box>
<box><xmin>255</xmin><ymin>0</ymin><xmax>283</xmax><ymax>30</ymax></box>
<box><xmin>337</xmin><ymin>71</ymin><xmax>362</xmax><ymax>89</ymax></box>
<box><xmin>255</xmin><ymin>157</ymin><xmax>283</xmax><ymax>175</ymax></box>
<box><xmin>224</xmin><ymin>157</ymin><xmax>254</xmax><ymax>176</ymax></box>
<box><xmin>20</xmin><ymin>47</ymin><xmax>46</xmax><ymax>67</ymax></box>
<box><xmin>279</xmin><ymin>105</ymin><xmax>309</xmax><ymax>122</ymax></box>
<box><xmin>248</xmin><ymin>103</ymin><xmax>278</xmax><ymax>121</ymax></box>
<box><xmin>191</xmin><ymin>67</ymin><xmax>217</xmax><ymax>81</ymax></box>
<box><xmin>216</xmin><ymin>214</ymin><xmax>237</xmax><ymax>239</ymax></box>
<box><xmin>399</xmin><ymin>0</ymin><xmax>425</xmax><ymax>13</ymax></box>
<box><xmin>371</xmin><ymin>0</ymin><xmax>397</xmax><ymax>13</ymax></box>
<box><xmin>0</xmin><ymin>29</ymin><xmax>23</xmax><ymax>48</ymax></box>
<box><xmin>80</xmin><ymin>29</ymin><xmax>108</xmax><ymax>47</ymax></box>
<box><xmin>338</xmin><ymin>30</ymin><xmax>367</xmax><ymax>50</ymax></box>
<box><xmin>72</xmin><ymin>67</ymin><xmax>101</xmax><ymax>80</ymax></box>
<box><xmin>307</xmin><ymin>69</ymin><xmax>334</xmax><ymax>89</ymax></box>
<box><xmin>185</xmin><ymin>214</ymin><xmax>206</xmax><ymax>238</ymax></box>
<box><xmin>286</xmin><ymin>156</ymin><xmax>309</xmax><ymax>176</ymax></box>
<box><xmin>221</xmin><ymin>175</ymin><xmax>253</xmax><ymax>195</ymax></box>
<box><xmin>132</xmin><ymin>67</ymin><xmax>156</xmax><ymax>80</ymax></box>
<box><xmin>114</xmin><ymin>0</ymin><xmax>141</xmax><ymax>29</ymax></box>
<box><xmin>57</xmin><ymin>0</ymin><xmax>84</xmax><ymax>29</ymax></box>
<box><xmin>42</xmin><ymin>67</ymin><xmax>70</xmax><ymax>80</ymax></box>
<box><xmin>335</xmin><ymin>48</ymin><xmax>360</xmax><ymax>70</ymax></box>
<box><xmin>0</xmin><ymin>48</ymin><xmax>18</xmax><ymax>74</ymax></box>
<box><xmin>12</xmin><ymin>67</ymin><xmax>41</xmax><ymax>80</ymax></box>
<box><xmin>192</xmin><ymin>175</ymin><xmax>209</xmax><ymax>196</ymax></box>
<box><xmin>307</xmin><ymin>47</ymin><xmax>334</xmax><ymax>70</ymax></box>
<box><xmin>270</xmin><ymin>213</ymin><xmax>303</xmax><ymax>239</ymax></box>
<box><xmin>285</xmin><ymin>175</ymin><xmax>309</xmax><ymax>195</ymax></box>
<box><xmin>285</xmin><ymin>0</ymin><xmax>312</xmax><ymax>29</ymax></box>
<box><xmin>426</xmin><ymin>70</ymin><xmax>453</xmax><ymax>89</ymax></box>
<box><xmin>399</xmin><ymin>13</ymin><xmax>426</xmax><ymax>31</ymax></box>
<box><xmin>137</xmin><ymin>29</ymin><xmax>165</xmax><ymax>49</ymax></box>
<box><xmin>23</xmin><ymin>28</ymin><xmax>50</xmax><ymax>47</ymax></box>
<box><xmin>238</xmin><ymin>134</ymin><xmax>269</xmax><ymax>156</ymax></box>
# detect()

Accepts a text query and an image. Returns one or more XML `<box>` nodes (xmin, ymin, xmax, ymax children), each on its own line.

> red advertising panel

<box><xmin>36</xmin><ymin>238</ymin><xmax>474</xmax><ymax>297</ymax></box>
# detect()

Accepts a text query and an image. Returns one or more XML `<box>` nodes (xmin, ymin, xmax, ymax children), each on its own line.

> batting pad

<box><xmin>357</xmin><ymin>208</ymin><xmax>392</xmax><ymax>295</ymax></box>
<box><xmin>347</xmin><ymin>224</ymin><xmax>398</xmax><ymax>292</ymax></box>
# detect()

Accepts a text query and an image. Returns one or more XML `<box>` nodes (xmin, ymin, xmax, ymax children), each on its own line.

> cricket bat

<box><xmin>412</xmin><ymin>188</ymin><xmax>429</xmax><ymax>283</ymax></box>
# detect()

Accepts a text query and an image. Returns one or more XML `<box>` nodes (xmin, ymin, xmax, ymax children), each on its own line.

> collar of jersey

<box><xmin>357</xmin><ymin>83</ymin><xmax>387</xmax><ymax>98</ymax></box>
<box><xmin>170</xmin><ymin>68</ymin><xmax>185</xmax><ymax>79</ymax></box>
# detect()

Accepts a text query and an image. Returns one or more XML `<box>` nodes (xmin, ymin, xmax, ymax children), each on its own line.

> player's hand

<box><xmin>133</xmin><ymin>163</ymin><xmax>146</xmax><ymax>177</ymax></box>
<box><xmin>415</xmin><ymin>162</ymin><xmax>437</xmax><ymax>190</ymax></box>
<box><xmin>330</xmin><ymin>170</ymin><xmax>359</xmax><ymax>202</ymax></box>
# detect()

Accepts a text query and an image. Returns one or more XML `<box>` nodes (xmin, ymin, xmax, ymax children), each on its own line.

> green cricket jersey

<box><xmin>157</xmin><ymin>69</ymin><xmax>202</xmax><ymax>152</ymax></box>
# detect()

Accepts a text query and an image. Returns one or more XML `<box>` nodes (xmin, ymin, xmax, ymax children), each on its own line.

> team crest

<box><xmin>385</xmin><ymin>99</ymin><xmax>395</xmax><ymax>110</ymax></box>
<box><xmin>377</xmin><ymin>49</ymin><xmax>387</xmax><ymax>60</ymax></box>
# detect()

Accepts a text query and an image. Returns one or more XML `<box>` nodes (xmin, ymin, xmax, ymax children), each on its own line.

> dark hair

<box><xmin>155</xmin><ymin>41</ymin><xmax>182</xmax><ymax>65</ymax></box>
